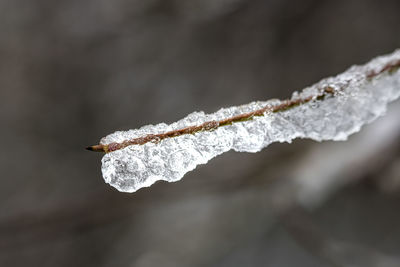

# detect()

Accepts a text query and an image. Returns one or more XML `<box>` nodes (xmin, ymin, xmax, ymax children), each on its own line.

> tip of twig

<box><xmin>86</xmin><ymin>144</ymin><xmax>106</xmax><ymax>152</ymax></box>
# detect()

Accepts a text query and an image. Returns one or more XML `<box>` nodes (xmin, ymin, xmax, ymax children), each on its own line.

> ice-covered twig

<box><xmin>88</xmin><ymin>50</ymin><xmax>400</xmax><ymax>192</ymax></box>
<box><xmin>87</xmin><ymin>86</ymin><xmax>336</xmax><ymax>153</ymax></box>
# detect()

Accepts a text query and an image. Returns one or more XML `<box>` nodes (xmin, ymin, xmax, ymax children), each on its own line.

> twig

<box><xmin>86</xmin><ymin>60</ymin><xmax>400</xmax><ymax>153</ymax></box>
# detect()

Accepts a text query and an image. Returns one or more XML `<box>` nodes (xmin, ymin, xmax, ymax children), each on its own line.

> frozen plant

<box><xmin>87</xmin><ymin>50</ymin><xmax>400</xmax><ymax>193</ymax></box>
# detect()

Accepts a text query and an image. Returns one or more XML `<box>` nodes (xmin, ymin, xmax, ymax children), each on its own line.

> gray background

<box><xmin>1</xmin><ymin>0</ymin><xmax>400</xmax><ymax>266</ymax></box>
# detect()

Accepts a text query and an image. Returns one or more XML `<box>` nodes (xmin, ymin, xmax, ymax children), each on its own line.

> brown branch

<box><xmin>87</xmin><ymin>60</ymin><xmax>400</xmax><ymax>153</ymax></box>
<box><xmin>367</xmin><ymin>59</ymin><xmax>400</xmax><ymax>78</ymax></box>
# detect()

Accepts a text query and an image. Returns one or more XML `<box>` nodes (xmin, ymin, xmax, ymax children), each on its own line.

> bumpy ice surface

<box><xmin>100</xmin><ymin>50</ymin><xmax>400</xmax><ymax>192</ymax></box>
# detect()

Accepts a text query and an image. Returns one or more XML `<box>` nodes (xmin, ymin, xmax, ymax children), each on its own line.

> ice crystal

<box><xmin>100</xmin><ymin>50</ymin><xmax>400</xmax><ymax>192</ymax></box>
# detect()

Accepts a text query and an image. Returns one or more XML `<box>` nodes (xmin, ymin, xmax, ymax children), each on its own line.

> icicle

<box><xmin>97</xmin><ymin>50</ymin><xmax>400</xmax><ymax>192</ymax></box>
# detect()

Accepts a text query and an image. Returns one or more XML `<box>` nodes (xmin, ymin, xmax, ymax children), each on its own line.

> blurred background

<box><xmin>1</xmin><ymin>0</ymin><xmax>400</xmax><ymax>266</ymax></box>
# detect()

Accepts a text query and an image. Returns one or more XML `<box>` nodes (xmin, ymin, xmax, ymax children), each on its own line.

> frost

<box><xmin>100</xmin><ymin>50</ymin><xmax>400</xmax><ymax>192</ymax></box>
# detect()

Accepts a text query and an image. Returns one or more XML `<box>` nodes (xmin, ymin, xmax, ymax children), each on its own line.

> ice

<box><xmin>100</xmin><ymin>50</ymin><xmax>400</xmax><ymax>192</ymax></box>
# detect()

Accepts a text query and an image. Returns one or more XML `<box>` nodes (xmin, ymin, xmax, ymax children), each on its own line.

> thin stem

<box><xmin>87</xmin><ymin>59</ymin><xmax>400</xmax><ymax>153</ymax></box>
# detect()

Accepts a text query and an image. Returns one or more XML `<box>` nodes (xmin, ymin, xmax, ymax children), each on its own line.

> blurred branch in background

<box><xmin>281</xmin><ymin>206</ymin><xmax>400</xmax><ymax>267</ymax></box>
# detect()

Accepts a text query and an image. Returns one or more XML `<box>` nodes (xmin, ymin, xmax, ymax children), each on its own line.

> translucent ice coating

<box><xmin>100</xmin><ymin>50</ymin><xmax>400</xmax><ymax>192</ymax></box>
